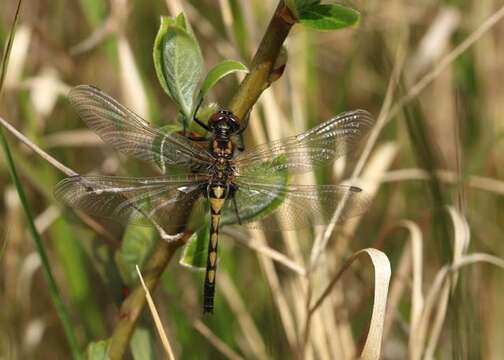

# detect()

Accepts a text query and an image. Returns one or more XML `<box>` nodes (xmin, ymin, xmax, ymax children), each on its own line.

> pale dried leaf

<box><xmin>4</xmin><ymin>24</ymin><xmax>31</xmax><ymax>88</ymax></box>
<box><xmin>360</xmin><ymin>249</ymin><xmax>392</xmax><ymax>360</ymax></box>
<box><xmin>25</xmin><ymin>67</ymin><xmax>70</xmax><ymax>117</ymax></box>
<box><xmin>118</xmin><ymin>36</ymin><xmax>149</xmax><ymax>119</ymax></box>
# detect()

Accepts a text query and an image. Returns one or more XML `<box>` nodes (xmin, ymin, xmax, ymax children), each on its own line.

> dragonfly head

<box><xmin>208</xmin><ymin>110</ymin><xmax>241</xmax><ymax>135</ymax></box>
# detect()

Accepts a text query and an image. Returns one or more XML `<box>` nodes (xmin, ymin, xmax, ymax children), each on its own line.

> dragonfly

<box><xmin>54</xmin><ymin>85</ymin><xmax>374</xmax><ymax>314</ymax></box>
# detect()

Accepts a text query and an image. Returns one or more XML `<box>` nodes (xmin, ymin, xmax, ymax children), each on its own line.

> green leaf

<box><xmin>199</xmin><ymin>60</ymin><xmax>248</xmax><ymax>100</ymax></box>
<box><xmin>153</xmin><ymin>15</ymin><xmax>203</xmax><ymax>120</ymax></box>
<box><xmin>86</xmin><ymin>340</ymin><xmax>110</xmax><ymax>360</ymax></box>
<box><xmin>285</xmin><ymin>0</ymin><xmax>320</xmax><ymax>18</ymax></box>
<box><xmin>115</xmin><ymin>225</ymin><xmax>157</xmax><ymax>286</ymax></box>
<box><xmin>131</xmin><ymin>327</ymin><xmax>154</xmax><ymax>360</ymax></box>
<box><xmin>299</xmin><ymin>4</ymin><xmax>360</xmax><ymax>31</ymax></box>
<box><xmin>154</xmin><ymin>17</ymin><xmax>176</xmax><ymax>96</ymax></box>
<box><xmin>179</xmin><ymin>223</ymin><xmax>209</xmax><ymax>270</ymax></box>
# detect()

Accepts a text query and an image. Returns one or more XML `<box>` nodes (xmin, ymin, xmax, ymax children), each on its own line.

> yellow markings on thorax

<box><xmin>212</xmin><ymin>140</ymin><xmax>219</xmax><ymax>153</ymax></box>
<box><xmin>224</xmin><ymin>141</ymin><xmax>233</xmax><ymax>155</ymax></box>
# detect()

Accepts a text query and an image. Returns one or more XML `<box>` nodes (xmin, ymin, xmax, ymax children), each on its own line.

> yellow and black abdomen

<box><xmin>203</xmin><ymin>182</ymin><xmax>228</xmax><ymax>314</ymax></box>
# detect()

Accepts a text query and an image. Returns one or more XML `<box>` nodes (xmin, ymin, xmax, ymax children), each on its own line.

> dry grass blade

<box><xmin>356</xmin><ymin>168</ymin><xmax>504</xmax><ymax>197</ymax></box>
<box><xmin>447</xmin><ymin>206</ymin><xmax>471</xmax><ymax>261</ymax></box>
<box><xmin>0</xmin><ymin>1</ymin><xmax>81</xmax><ymax>356</ymax></box>
<box><xmin>412</xmin><ymin>253</ymin><xmax>504</xmax><ymax>359</ymax></box>
<box><xmin>0</xmin><ymin>116</ymin><xmax>77</xmax><ymax>176</ymax></box>
<box><xmin>423</xmin><ymin>207</ymin><xmax>470</xmax><ymax>359</ymax></box>
<box><xmin>118</xmin><ymin>35</ymin><xmax>148</xmax><ymax>118</ymax></box>
<box><xmin>223</xmin><ymin>228</ymin><xmax>306</xmax><ymax>276</ymax></box>
<box><xmin>309</xmin><ymin>41</ymin><xmax>406</xmax><ymax>267</ymax></box>
<box><xmin>400</xmin><ymin>221</ymin><xmax>424</xmax><ymax>333</ymax></box>
<box><xmin>135</xmin><ymin>265</ymin><xmax>175</xmax><ymax>360</ymax></box>
<box><xmin>165</xmin><ymin>0</ymin><xmax>184</xmax><ymax>15</ymax></box>
<box><xmin>407</xmin><ymin>7</ymin><xmax>460</xmax><ymax>80</ymax></box>
<box><xmin>390</xmin><ymin>3</ymin><xmax>504</xmax><ymax>120</ymax></box>
<box><xmin>193</xmin><ymin>320</ymin><xmax>244</xmax><ymax>360</ymax></box>
<box><xmin>218</xmin><ymin>271</ymin><xmax>268</xmax><ymax>359</ymax></box>
<box><xmin>70</xmin><ymin>18</ymin><xmax>114</xmax><ymax>55</ymax></box>
<box><xmin>4</xmin><ymin>24</ymin><xmax>30</xmax><ymax>88</ymax></box>
<box><xmin>309</xmin><ymin>249</ymin><xmax>391</xmax><ymax>360</ymax></box>
<box><xmin>0</xmin><ymin>0</ymin><xmax>22</xmax><ymax>94</ymax></box>
<box><xmin>251</xmin><ymin>229</ymin><xmax>298</xmax><ymax>351</ymax></box>
<box><xmin>383</xmin><ymin>220</ymin><xmax>424</xmax><ymax>340</ymax></box>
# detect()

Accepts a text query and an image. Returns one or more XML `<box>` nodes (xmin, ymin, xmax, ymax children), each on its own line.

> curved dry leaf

<box><xmin>410</xmin><ymin>207</ymin><xmax>470</xmax><ymax>359</ymax></box>
<box><xmin>399</xmin><ymin>220</ymin><xmax>424</xmax><ymax>330</ymax></box>
<box><xmin>423</xmin><ymin>207</ymin><xmax>470</xmax><ymax>358</ymax></box>
<box><xmin>310</xmin><ymin>248</ymin><xmax>391</xmax><ymax>360</ymax></box>
<box><xmin>413</xmin><ymin>253</ymin><xmax>504</xmax><ymax>359</ymax></box>
<box><xmin>360</xmin><ymin>249</ymin><xmax>392</xmax><ymax>360</ymax></box>
<box><xmin>384</xmin><ymin>220</ymin><xmax>424</xmax><ymax>340</ymax></box>
<box><xmin>447</xmin><ymin>206</ymin><xmax>470</xmax><ymax>262</ymax></box>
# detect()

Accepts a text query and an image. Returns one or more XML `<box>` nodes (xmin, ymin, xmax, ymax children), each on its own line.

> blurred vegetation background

<box><xmin>1</xmin><ymin>0</ymin><xmax>504</xmax><ymax>359</ymax></box>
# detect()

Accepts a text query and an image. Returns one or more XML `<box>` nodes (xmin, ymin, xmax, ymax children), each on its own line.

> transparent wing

<box><xmin>221</xmin><ymin>179</ymin><xmax>370</xmax><ymax>230</ymax></box>
<box><xmin>54</xmin><ymin>175</ymin><xmax>208</xmax><ymax>231</ymax></box>
<box><xmin>234</xmin><ymin>110</ymin><xmax>374</xmax><ymax>177</ymax></box>
<box><xmin>69</xmin><ymin>85</ymin><xmax>214</xmax><ymax>173</ymax></box>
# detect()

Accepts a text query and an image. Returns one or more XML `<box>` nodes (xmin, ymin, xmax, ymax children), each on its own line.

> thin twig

<box><xmin>108</xmin><ymin>235</ymin><xmax>189</xmax><ymax>359</ymax></box>
<box><xmin>389</xmin><ymin>3</ymin><xmax>504</xmax><ymax>121</ymax></box>
<box><xmin>309</xmin><ymin>37</ymin><xmax>406</xmax><ymax>269</ymax></box>
<box><xmin>193</xmin><ymin>320</ymin><xmax>244</xmax><ymax>360</ymax></box>
<box><xmin>354</xmin><ymin>168</ymin><xmax>504</xmax><ymax>196</ymax></box>
<box><xmin>228</xmin><ymin>1</ymin><xmax>295</xmax><ymax>119</ymax></box>
<box><xmin>223</xmin><ymin>228</ymin><xmax>306</xmax><ymax>276</ymax></box>
<box><xmin>0</xmin><ymin>116</ymin><xmax>77</xmax><ymax>176</ymax></box>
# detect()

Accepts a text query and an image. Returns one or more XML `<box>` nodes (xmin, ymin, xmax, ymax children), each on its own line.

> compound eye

<box><xmin>229</xmin><ymin>117</ymin><xmax>241</xmax><ymax>132</ymax></box>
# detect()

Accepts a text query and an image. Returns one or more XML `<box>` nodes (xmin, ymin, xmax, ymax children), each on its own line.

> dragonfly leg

<box><xmin>187</xmin><ymin>135</ymin><xmax>208</xmax><ymax>142</ymax></box>
<box><xmin>193</xmin><ymin>97</ymin><xmax>210</xmax><ymax>132</ymax></box>
<box><xmin>234</xmin><ymin>110</ymin><xmax>250</xmax><ymax>152</ymax></box>
<box><xmin>235</xmin><ymin>133</ymin><xmax>246</xmax><ymax>152</ymax></box>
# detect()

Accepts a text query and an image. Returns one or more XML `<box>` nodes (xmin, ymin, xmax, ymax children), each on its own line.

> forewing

<box><xmin>234</xmin><ymin>109</ymin><xmax>374</xmax><ymax>177</ymax></box>
<box><xmin>69</xmin><ymin>85</ymin><xmax>214</xmax><ymax>173</ymax></box>
<box><xmin>54</xmin><ymin>175</ymin><xmax>207</xmax><ymax>231</ymax></box>
<box><xmin>222</xmin><ymin>179</ymin><xmax>370</xmax><ymax>230</ymax></box>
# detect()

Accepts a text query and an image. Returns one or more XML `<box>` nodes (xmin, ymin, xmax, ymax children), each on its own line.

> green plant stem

<box><xmin>229</xmin><ymin>1</ymin><xmax>295</xmax><ymax>119</ymax></box>
<box><xmin>108</xmin><ymin>236</ymin><xmax>188</xmax><ymax>359</ymax></box>
<box><xmin>107</xmin><ymin>1</ymin><xmax>296</xmax><ymax>358</ymax></box>
<box><xmin>0</xmin><ymin>130</ymin><xmax>82</xmax><ymax>359</ymax></box>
